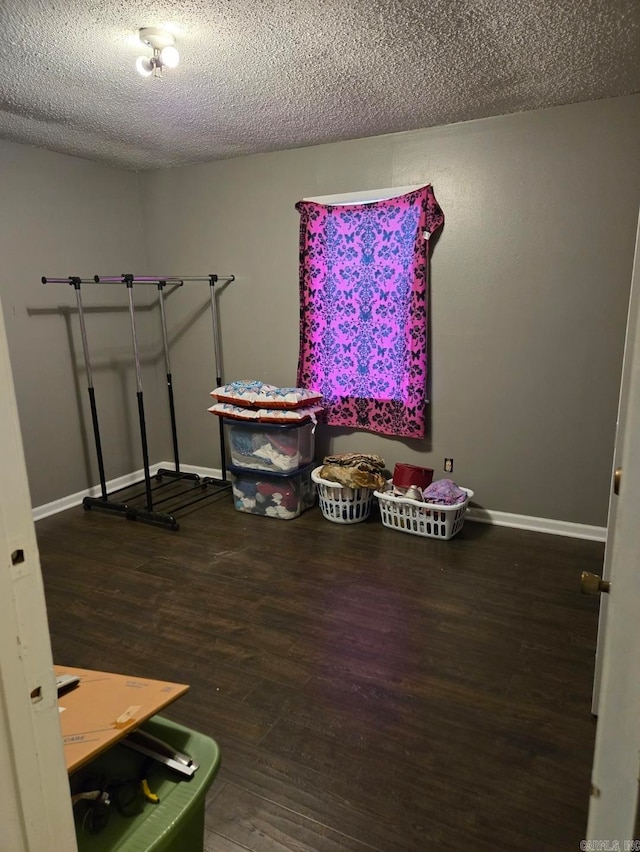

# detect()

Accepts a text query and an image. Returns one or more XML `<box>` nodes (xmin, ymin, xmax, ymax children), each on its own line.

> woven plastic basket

<box><xmin>374</xmin><ymin>487</ymin><xmax>474</xmax><ymax>540</ymax></box>
<box><xmin>311</xmin><ymin>467</ymin><xmax>375</xmax><ymax>524</ymax></box>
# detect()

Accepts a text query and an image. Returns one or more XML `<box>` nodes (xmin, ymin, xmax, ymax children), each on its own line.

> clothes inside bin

<box><xmin>229</xmin><ymin>427</ymin><xmax>308</xmax><ymax>472</ymax></box>
<box><xmin>235</xmin><ymin>476</ymin><xmax>299</xmax><ymax>517</ymax></box>
<box><xmin>230</xmin><ymin>464</ymin><xmax>315</xmax><ymax>519</ymax></box>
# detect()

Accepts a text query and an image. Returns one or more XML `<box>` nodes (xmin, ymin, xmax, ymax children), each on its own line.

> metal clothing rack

<box><xmin>41</xmin><ymin>273</ymin><xmax>234</xmax><ymax>530</ymax></box>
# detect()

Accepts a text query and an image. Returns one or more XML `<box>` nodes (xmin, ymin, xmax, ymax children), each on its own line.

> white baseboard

<box><xmin>33</xmin><ymin>465</ymin><xmax>606</xmax><ymax>542</ymax></box>
<box><xmin>466</xmin><ymin>507</ymin><xmax>606</xmax><ymax>542</ymax></box>
<box><xmin>31</xmin><ymin>462</ymin><xmax>224</xmax><ymax>522</ymax></box>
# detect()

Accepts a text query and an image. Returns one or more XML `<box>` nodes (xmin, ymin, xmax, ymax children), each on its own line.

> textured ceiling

<box><xmin>0</xmin><ymin>0</ymin><xmax>638</xmax><ymax>172</ymax></box>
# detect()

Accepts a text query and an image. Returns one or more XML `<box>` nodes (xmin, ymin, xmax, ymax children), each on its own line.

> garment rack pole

<box><xmin>208</xmin><ymin>275</ymin><xmax>228</xmax><ymax>481</ymax></box>
<box><xmin>96</xmin><ymin>275</ymin><xmax>235</xmax><ymax>284</ymax></box>
<box><xmin>124</xmin><ymin>275</ymin><xmax>154</xmax><ymax>511</ymax></box>
<box><xmin>42</xmin><ymin>276</ymin><xmax>108</xmax><ymax>501</ymax></box>
<box><xmin>151</xmin><ymin>281</ymin><xmax>200</xmax><ymax>482</ymax></box>
<box><xmin>157</xmin><ymin>280</ymin><xmax>182</xmax><ymax>475</ymax></box>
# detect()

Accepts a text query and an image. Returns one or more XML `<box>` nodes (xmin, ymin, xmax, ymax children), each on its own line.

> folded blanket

<box><xmin>323</xmin><ymin>452</ymin><xmax>385</xmax><ymax>470</ymax></box>
<box><xmin>319</xmin><ymin>452</ymin><xmax>386</xmax><ymax>490</ymax></box>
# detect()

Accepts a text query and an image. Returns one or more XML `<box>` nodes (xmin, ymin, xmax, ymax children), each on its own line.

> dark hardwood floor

<box><xmin>37</xmin><ymin>492</ymin><xmax>604</xmax><ymax>851</ymax></box>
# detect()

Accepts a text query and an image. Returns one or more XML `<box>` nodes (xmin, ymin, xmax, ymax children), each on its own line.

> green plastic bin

<box><xmin>72</xmin><ymin>716</ymin><xmax>220</xmax><ymax>852</ymax></box>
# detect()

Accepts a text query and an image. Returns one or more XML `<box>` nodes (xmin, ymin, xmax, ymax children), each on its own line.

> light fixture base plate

<box><xmin>139</xmin><ymin>27</ymin><xmax>175</xmax><ymax>51</ymax></box>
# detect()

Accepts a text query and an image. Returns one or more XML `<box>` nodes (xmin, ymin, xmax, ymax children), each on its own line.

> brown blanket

<box><xmin>319</xmin><ymin>453</ymin><xmax>386</xmax><ymax>490</ymax></box>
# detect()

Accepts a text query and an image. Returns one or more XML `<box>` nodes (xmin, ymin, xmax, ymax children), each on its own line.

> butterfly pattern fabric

<box><xmin>296</xmin><ymin>185</ymin><xmax>444</xmax><ymax>438</ymax></box>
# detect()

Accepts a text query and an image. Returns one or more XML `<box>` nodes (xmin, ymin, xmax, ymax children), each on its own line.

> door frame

<box><xmin>587</xmin><ymin>209</ymin><xmax>640</xmax><ymax>840</ymax></box>
<box><xmin>0</xmin><ymin>295</ymin><xmax>77</xmax><ymax>850</ymax></box>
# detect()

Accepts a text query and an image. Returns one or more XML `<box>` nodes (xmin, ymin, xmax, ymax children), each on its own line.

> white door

<box><xmin>587</xmin><ymin>211</ymin><xmax>640</xmax><ymax>841</ymax></box>
<box><xmin>0</xmin><ymin>294</ymin><xmax>77</xmax><ymax>848</ymax></box>
<box><xmin>590</xmin><ymin>208</ymin><xmax>640</xmax><ymax>716</ymax></box>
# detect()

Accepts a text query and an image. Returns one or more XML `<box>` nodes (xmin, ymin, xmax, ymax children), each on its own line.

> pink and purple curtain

<box><xmin>296</xmin><ymin>185</ymin><xmax>444</xmax><ymax>438</ymax></box>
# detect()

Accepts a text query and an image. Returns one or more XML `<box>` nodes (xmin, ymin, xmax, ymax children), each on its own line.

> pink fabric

<box><xmin>422</xmin><ymin>479</ymin><xmax>467</xmax><ymax>505</ymax></box>
<box><xmin>296</xmin><ymin>185</ymin><xmax>443</xmax><ymax>438</ymax></box>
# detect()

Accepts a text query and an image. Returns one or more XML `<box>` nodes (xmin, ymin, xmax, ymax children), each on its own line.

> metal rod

<box><xmin>155</xmin><ymin>468</ymin><xmax>200</xmax><ymax>481</ymax></box>
<box><xmin>87</xmin><ymin>389</ymin><xmax>108</xmax><ymax>500</ymax></box>
<box><xmin>136</xmin><ymin>392</ymin><xmax>153</xmax><ymax>510</ymax></box>
<box><xmin>83</xmin><ymin>494</ymin><xmax>179</xmax><ymax>530</ymax></box>
<box><xmin>167</xmin><ymin>379</ymin><xmax>181</xmax><ymax>471</ymax></box>
<box><xmin>160</xmin><ymin>485</ymin><xmax>230</xmax><ymax>515</ymax></box>
<box><xmin>108</xmin><ymin>477</ymin><xmax>176</xmax><ymax>500</ymax></box>
<box><xmin>94</xmin><ymin>275</ymin><xmax>182</xmax><ymax>286</ymax></box>
<box><xmin>71</xmin><ymin>278</ymin><xmax>108</xmax><ymax>501</ymax></box>
<box><xmin>209</xmin><ymin>276</ymin><xmax>223</xmax><ymax>387</ymax></box>
<box><xmin>149</xmin><ymin>485</ymin><xmax>202</xmax><ymax>510</ymax></box>
<box><xmin>46</xmin><ymin>275</ymin><xmax>234</xmax><ymax>285</ymax></box>
<box><xmin>94</xmin><ymin>275</ymin><xmax>234</xmax><ymax>284</ymax></box>
<box><xmin>126</xmin><ymin>279</ymin><xmax>144</xmax><ymax>394</ymax></box>
<box><xmin>120</xmin><ymin>476</ymin><xmax>201</xmax><ymax>510</ymax></box>
<box><xmin>124</xmin><ymin>277</ymin><xmax>183</xmax><ymax>283</ymax></box>
<box><xmin>157</xmin><ymin>281</ymin><xmax>180</xmax><ymax>472</ymax></box>
<box><xmin>157</xmin><ymin>282</ymin><xmax>172</xmax><ymax>375</ymax></box>
<box><xmin>42</xmin><ymin>276</ymin><xmax>95</xmax><ymax>285</ymax></box>
<box><xmin>166</xmin><ymin>275</ymin><xmax>235</xmax><ymax>282</ymax></box>
<box><xmin>125</xmin><ymin>276</ymin><xmax>154</xmax><ymax>510</ymax></box>
<box><xmin>73</xmin><ymin>282</ymin><xmax>94</xmax><ymax>389</ymax></box>
<box><xmin>209</xmin><ymin>275</ymin><xmax>228</xmax><ymax>481</ymax></box>
<box><xmin>99</xmin><ymin>279</ymin><xmax>182</xmax><ymax>286</ymax></box>
<box><xmin>95</xmin><ymin>275</ymin><xmax>182</xmax><ymax>283</ymax></box>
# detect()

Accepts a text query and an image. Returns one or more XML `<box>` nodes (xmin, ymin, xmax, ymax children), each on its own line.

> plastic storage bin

<box><xmin>311</xmin><ymin>466</ymin><xmax>376</xmax><ymax>524</ymax></box>
<box><xmin>72</xmin><ymin>715</ymin><xmax>220</xmax><ymax>852</ymax></box>
<box><xmin>229</xmin><ymin>462</ymin><xmax>316</xmax><ymax>519</ymax></box>
<box><xmin>374</xmin><ymin>487</ymin><xmax>474</xmax><ymax>540</ymax></box>
<box><xmin>223</xmin><ymin>418</ymin><xmax>315</xmax><ymax>473</ymax></box>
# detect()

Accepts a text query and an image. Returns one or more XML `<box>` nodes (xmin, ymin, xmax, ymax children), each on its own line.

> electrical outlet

<box><xmin>444</xmin><ymin>458</ymin><xmax>454</xmax><ymax>473</ymax></box>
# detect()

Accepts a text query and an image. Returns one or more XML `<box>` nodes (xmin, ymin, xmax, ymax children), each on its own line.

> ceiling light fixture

<box><xmin>136</xmin><ymin>27</ymin><xmax>179</xmax><ymax>78</ymax></box>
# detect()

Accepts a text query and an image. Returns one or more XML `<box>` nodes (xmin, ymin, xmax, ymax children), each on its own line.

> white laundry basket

<box><xmin>374</xmin><ymin>487</ymin><xmax>474</xmax><ymax>540</ymax></box>
<box><xmin>311</xmin><ymin>467</ymin><xmax>375</xmax><ymax>524</ymax></box>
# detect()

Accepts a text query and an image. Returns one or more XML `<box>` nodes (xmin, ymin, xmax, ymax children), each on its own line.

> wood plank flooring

<box><xmin>37</xmin><ymin>493</ymin><xmax>604</xmax><ymax>851</ymax></box>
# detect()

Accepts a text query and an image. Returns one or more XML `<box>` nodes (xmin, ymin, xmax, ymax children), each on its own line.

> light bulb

<box><xmin>136</xmin><ymin>56</ymin><xmax>154</xmax><ymax>77</ymax></box>
<box><xmin>160</xmin><ymin>45</ymin><xmax>179</xmax><ymax>68</ymax></box>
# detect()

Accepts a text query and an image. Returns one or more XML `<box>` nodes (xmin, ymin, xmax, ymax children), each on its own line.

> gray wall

<box><xmin>1</xmin><ymin>97</ymin><xmax>638</xmax><ymax>524</ymax></box>
<box><xmin>139</xmin><ymin>95</ymin><xmax>640</xmax><ymax>526</ymax></box>
<box><xmin>0</xmin><ymin>141</ymin><xmax>166</xmax><ymax>507</ymax></box>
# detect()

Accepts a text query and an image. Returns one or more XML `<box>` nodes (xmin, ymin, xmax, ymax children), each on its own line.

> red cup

<box><xmin>393</xmin><ymin>463</ymin><xmax>434</xmax><ymax>491</ymax></box>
